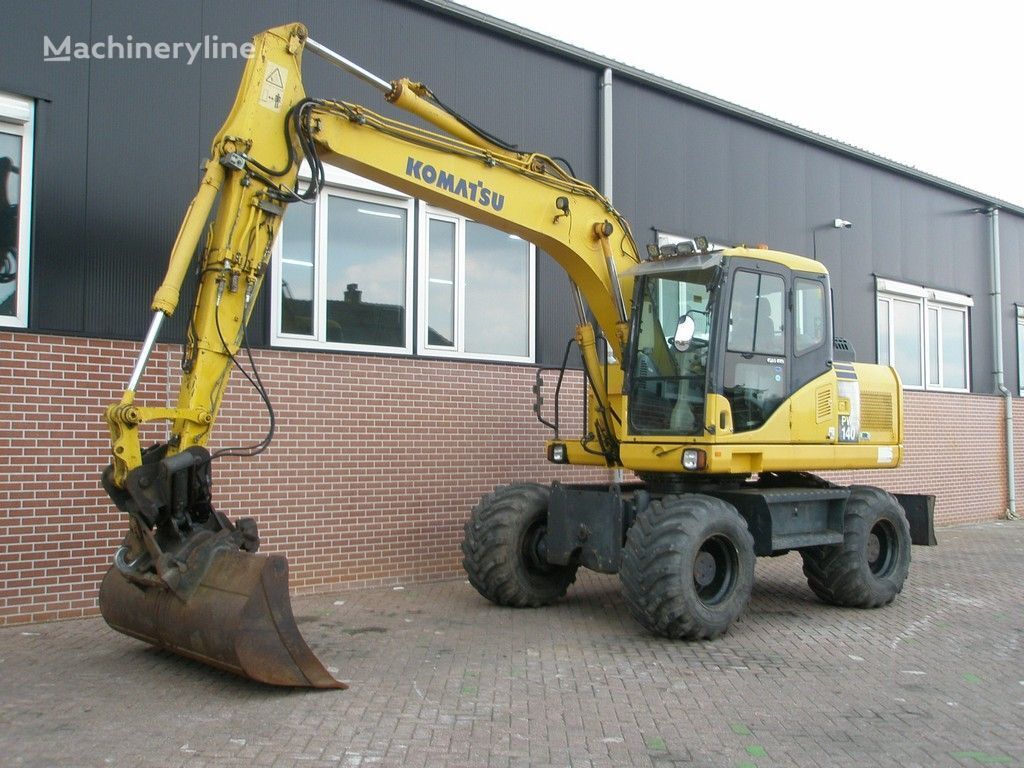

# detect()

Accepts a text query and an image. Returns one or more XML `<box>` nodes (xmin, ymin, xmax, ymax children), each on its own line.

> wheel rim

<box><xmin>521</xmin><ymin>518</ymin><xmax>554</xmax><ymax>576</ymax></box>
<box><xmin>866</xmin><ymin>519</ymin><xmax>898</xmax><ymax>576</ymax></box>
<box><xmin>692</xmin><ymin>535</ymin><xmax>739</xmax><ymax>606</ymax></box>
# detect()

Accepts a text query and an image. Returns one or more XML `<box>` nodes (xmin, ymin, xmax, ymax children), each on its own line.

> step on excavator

<box><xmin>99</xmin><ymin>24</ymin><xmax>935</xmax><ymax>688</ymax></box>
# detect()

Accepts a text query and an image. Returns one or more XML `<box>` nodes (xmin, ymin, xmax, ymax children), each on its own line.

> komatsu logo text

<box><xmin>405</xmin><ymin>158</ymin><xmax>505</xmax><ymax>212</ymax></box>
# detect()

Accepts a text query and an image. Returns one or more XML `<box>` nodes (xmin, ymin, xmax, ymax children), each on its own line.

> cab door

<box><xmin>720</xmin><ymin>267</ymin><xmax>789</xmax><ymax>432</ymax></box>
<box><xmin>789</xmin><ymin>272</ymin><xmax>837</xmax><ymax>443</ymax></box>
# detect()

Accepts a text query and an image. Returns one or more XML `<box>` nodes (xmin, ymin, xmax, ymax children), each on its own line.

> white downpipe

<box><xmin>600</xmin><ymin>68</ymin><xmax>613</xmax><ymax>203</ymax></box>
<box><xmin>600</xmin><ymin>68</ymin><xmax>625</xmax><ymax>482</ymax></box>
<box><xmin>988</xmin><ymin>208</ymin><xmax>1018</xmax><ymax>519</ymax></box>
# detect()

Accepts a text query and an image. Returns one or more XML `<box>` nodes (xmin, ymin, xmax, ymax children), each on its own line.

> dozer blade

<box><xmin>99</xmin><ymin>548</ymin><xmax>345</xmax><ymax>689</ymax></box>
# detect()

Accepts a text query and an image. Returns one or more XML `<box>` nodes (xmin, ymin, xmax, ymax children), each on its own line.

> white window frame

<box><xmin>1016</xmin><ymin>305</ymin><xmax>1024</xmax><ymax>397</ymax></box>
<box><xmin>417</xmin><ymin>203</ymin><xmax>536</xmax><ymax>364</ymax></box>
<box><xmin>875</xmin><ymin>277</ymin><xmax>972</xmax><ymax>392</ymax></box>
<box><xmin>0</xmin><ymin>92</ymin><xmax>34</xmax><ymax>329</ymax></box>
<box><xmin>270</xmin><ymin>166</ymin><xmax>415</xmax><ymax>354</ymax></box>
<box><xmin>272</xmin><ymin>167</ymin><xmax>537</xmax><ymax>363</ymax></box>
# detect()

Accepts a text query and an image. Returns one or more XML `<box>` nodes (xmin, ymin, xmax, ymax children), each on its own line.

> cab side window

<box><xmin>794</xmin><ymin>278</ymin><xmax>826</xmax><ymax>354</ymax></box>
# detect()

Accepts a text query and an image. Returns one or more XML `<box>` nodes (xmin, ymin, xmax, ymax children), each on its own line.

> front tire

<box><xmin>801</xmin><ymin>485</ymin><xmax>911</xmax><ymax>608</ymax></box>
<box><xmin>620</xmin><ymin>494</ymin><xmax>755</xmax><ymax>640</ymax></box>
<box><xmin>462</xmin><ymin>483</ymin><xmax>578</xmax><ymax>607</ymax></box>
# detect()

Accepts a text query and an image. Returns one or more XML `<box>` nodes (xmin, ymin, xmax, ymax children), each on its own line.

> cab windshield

<box><xmin>628</xmin><ymin>266</ymin><xmax>720</xmax><ymax>435</ymax></box>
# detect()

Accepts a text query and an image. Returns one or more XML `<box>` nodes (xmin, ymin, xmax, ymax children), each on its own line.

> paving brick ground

<box><xmin>1</xmin><ymin>520</ymin><xmax>1022</xmax><ymax>768</ymax></box>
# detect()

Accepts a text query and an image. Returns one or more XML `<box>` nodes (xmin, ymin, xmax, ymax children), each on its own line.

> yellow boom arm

<box><xmin>105</xmin><ymin>22</ymin><xmax>637</xmax><ymax>486</ymax></box>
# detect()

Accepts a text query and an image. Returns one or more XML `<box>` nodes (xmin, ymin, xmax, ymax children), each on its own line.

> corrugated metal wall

<box><xmin>1</xmin><ymin>0</ymin><xmax>597</xmax><ymax>360</ymax></box>
<box><xmin>612</xmin><ymin>78</ymin><xmax>1014</xmax><ymax>390</ymax></box>
<box><xmin>2</xmin><ymin>0</ymin><xmax>1022</xmax><ymax>383</ymax></box>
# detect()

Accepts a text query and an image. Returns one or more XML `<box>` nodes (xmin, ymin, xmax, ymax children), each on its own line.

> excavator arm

<box><xmin>99</xmin><ymin>23</ymin><xmax>638</xmax><ymax>688</ymax></box>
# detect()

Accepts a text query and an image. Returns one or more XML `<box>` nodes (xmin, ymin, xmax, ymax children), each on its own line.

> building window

<box><xmin>876</xmin><ymin>277</ymin><xmax>971</xmax><ymax>392</ymax></box>
<box><xmin>0</xmin><ymin>92</ymin><xmax>34</xmax><ymax>328</ymax></box>
<box><xmin>272</xmin><ymin>177</ymin><xmax>414</xmax><ymax>354</ymax></box>
<box><xmin>418</xmin><ymin>206</ymin><xmax>534</xmax><ymax>361</ymax></box>
<box><xmin>1016</xmin><ymin>305</ymin><xmax>1024</xmax><ymax>397</ymax></box>
<box><xmin>272</xmin><ymin>168</ymin><xmax>535</xmax><ymax>363</ymax></box>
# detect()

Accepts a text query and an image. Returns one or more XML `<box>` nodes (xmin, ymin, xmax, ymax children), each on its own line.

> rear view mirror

<box><xmin>673</xmin><ymin>315</ymin><xmax>696</xmax><ymax>352</ymax></box>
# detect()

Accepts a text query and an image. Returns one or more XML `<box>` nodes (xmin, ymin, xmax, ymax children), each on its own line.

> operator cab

<box><xmin>625</xmin><ymin>247</ymin><xmax>832</xmax><ymax>438</ymax></box>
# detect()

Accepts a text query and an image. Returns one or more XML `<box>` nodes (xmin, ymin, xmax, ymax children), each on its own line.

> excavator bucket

<box><xmin>99</xmin><ymin>548</ymin><xmax>345</xmax><ymax>689</ymax></box>
<box><xmin>98</xmin><ymin>446</ymin><xmax>344</xmax><ymax>688</ymax></box>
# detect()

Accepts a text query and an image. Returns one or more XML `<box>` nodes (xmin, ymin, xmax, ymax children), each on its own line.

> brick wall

<box><xmin>824</xmin><ymin>390</ymin><xmax>1011</xmax><ymax>526</ymax></box>
<box><xmin>0</xmin><ymin>332</ymin><xmax>1017</xmax><ymax>624</ymax></box>
<box><xmin>1015</xmin><ymin>399</ymin><xmax>1024</xmax><ymax>517</ymax></box>
<box><xmin>0</xmin><ymin>332</ymin><xmax>602</xmax><ymax>624</ymax></box>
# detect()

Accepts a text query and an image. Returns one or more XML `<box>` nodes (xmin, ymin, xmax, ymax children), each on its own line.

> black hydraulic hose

<box><xmin>209</xmin><ymin>298</ymin><xmax>276</xmax><ymax>460</ymax></box>
<box><xmin>423</xmin><ymin>88</ymin><xmax>518</xmax><ymax>152</ymax></box>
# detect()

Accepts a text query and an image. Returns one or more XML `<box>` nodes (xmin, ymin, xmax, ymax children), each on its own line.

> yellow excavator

<box><xmin>99</xmin><ymin>23</ymin><xmax>934</xmax><ymax>688</ymax></box>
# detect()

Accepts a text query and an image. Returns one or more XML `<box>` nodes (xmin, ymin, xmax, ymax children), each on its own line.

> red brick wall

<box><xmin>824</xmin><ymin>390</ymin><xmax>1011</xmax><ymax>526</ymax></box>
<box><xmin>0</xmin><ymin>332</ymin><xmax>602</xmax><ymax>624</ymax></box>
<box><xmin>0</xmin><ymin>332</ymin><xmax>1017</xmax><ymax>624</ymax></box>
<box><xmin>1014</xmin><ymin>399</ymin><xmax>1024</xmax><ymax>518</ymax></box>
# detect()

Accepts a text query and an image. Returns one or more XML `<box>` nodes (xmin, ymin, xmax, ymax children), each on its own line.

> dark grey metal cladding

<box><xmin>0</xmin><ymin>1</ymin><xmax>208</xmax><ymax>342</ymax></box>
<box><xmin>4</xmin><ymin>0</ymin><xmax>1021</xmax><ymax>388</ymax></box>
<box><xmin>0</xmin><ymin>2</ymin><xmax>92</xmax><ymax>333</ymax></box>
<box><xmin>302</xmin><ymin>0</ymin><xmax>598</xmax><ymax>366</ymax></box>
<box><xmin>545</xmin><ymin>482</ymin><xmax>626</xmax><ymax>574</ymax></box>
<box><xmin>613</xmin><ymin>76</ymin><xmax>1002</xmax><ymax>393</ymax></box>
<box><xmin>82</xmin><ymin>2</ymin><xmax>204</xmax><ymax>343</ymax></box>
<box><xmin>3</xmin><ymin>0</ymin><xmax>596</xmax><ymax>360</ymax></box>
<box><xmin>710</xmin><ymin>487</ymin><xmax>849</xmax><ymax>556</ymax></box>
<box><xmin>998</xmin><ymin>213</ymin><xmax>1024</xmax><ymax>386</ymax></box>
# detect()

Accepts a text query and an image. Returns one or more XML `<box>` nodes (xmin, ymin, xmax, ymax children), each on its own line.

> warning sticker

<box><xmin>259</xmin><ymin>63</ymin><xmax>288</xmax><ymax>112</ymax></box>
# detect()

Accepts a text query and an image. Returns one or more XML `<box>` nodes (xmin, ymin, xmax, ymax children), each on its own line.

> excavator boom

<box><xmin>99</xmin><ymin>24</ymin><xmax>637</xmax><ymax>687</ymax></box>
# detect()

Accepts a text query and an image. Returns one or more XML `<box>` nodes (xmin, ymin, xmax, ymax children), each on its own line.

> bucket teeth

<box><xmin>99</xmin><ymin>550</ymin><xmax>345</xmax><ymax>689</ymax></box>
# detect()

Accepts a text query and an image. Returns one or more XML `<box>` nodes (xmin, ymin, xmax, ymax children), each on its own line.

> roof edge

<box><xmin>405</xmin><ymin>0</ymin><xmax>1024</xmax><ymax>217</ymax></box>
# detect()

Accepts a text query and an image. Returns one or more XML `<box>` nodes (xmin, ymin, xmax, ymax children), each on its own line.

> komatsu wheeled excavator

<box><xmin>99</xmin><ymin>23</ymin><xmax>934</xmax><ymax>688</ymax></box>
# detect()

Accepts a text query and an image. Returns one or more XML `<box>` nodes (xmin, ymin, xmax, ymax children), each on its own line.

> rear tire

<box><xmin>801</xmin><ymin>485</ymin><xmax>911</xmax><ymax>608</ymax></box>
<box><xmin>462</xmin><ymin>483</ymin><xmax>577</xmax><ymax>607</ymax></box>
<box><xmin>620</xmin><ymin>494</ymin><xmax>755</xmax><ymax>640</ymax></box>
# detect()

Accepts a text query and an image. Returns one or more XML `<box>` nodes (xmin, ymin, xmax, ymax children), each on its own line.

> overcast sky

<box><xmin>454</xmin><ymin>0</ymin><xmax>1024</xmax><ymax>207</ymax></box>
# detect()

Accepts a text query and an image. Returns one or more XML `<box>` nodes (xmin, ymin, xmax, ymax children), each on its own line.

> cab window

<box><xmin>724</xmin><ymin>270</ymin><xmax>786</xmax><ymax>432</ymax></box>
<box><xmin>728</xmin><ymin>271</ymin><xmax>784</xmax><ymax>355</ymax></box>
<box><xmin>794</xmin><ymin>278</ymin><xmax>825</xmax><ymax>354</ymax></box>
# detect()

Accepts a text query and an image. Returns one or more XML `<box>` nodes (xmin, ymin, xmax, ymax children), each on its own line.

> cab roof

<box><xmin>720</xmin><ymin>246</ymin><xmax>829</xmax><ymax>275</ymax></box>
<box><xmin>625</xmin><ymin>247</ymin><xmax>829</xmax><ymax>277</ymax></box>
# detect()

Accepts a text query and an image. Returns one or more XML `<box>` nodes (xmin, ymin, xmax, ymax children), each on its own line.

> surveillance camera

<box><xmin>834</xmin><ymin>218</ymin><xmax>852</xmax><ymax>229</ymax></box>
